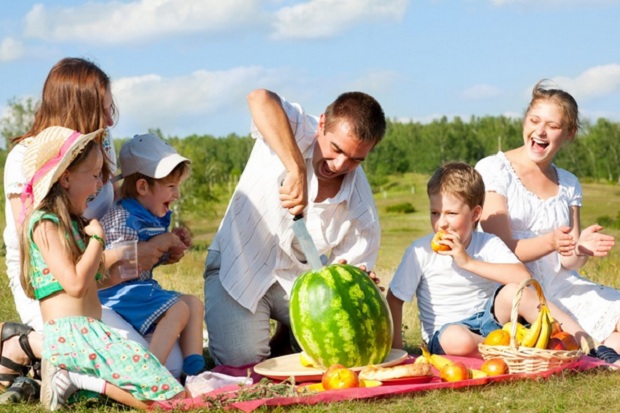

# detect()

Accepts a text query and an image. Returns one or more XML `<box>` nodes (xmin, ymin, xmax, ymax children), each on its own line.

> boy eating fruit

<box><xmin>387</xmin><ymin>162</ymin><xmax>593</xmax><ymax>357</ymax></box>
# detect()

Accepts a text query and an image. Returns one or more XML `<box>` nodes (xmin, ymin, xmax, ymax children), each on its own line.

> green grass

<box><xmin>2</xmin><ymin>172</ymin><xmax>620</xmax><ymax>412</ymax></box>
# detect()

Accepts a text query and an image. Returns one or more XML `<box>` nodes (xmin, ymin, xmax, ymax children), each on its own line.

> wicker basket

<box><xmin>478</xmin><ymin>278</ymin><xmax>582</xmax><ymax>374</ymax></box>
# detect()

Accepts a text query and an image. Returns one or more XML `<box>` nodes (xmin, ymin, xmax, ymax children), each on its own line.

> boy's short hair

<box><xmin>120</xmin><ymin>162</ymin><xmax>190</xmax><ymax>199</ymax></box>
<box><xmin>427</xmin><ymin>162</ymin><xmax>485</xmax><ymax>209</ymax></box>
<box><xmin>117</xmin><ymin>133</ymin><xmax>191</xmax><ymax>199</ymax></box>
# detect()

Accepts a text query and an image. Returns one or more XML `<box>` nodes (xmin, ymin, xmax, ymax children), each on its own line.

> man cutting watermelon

<box><xmin>203</xmin><ymin>89</ymin><xmax>386</xmax><ymax>367</ymax></box>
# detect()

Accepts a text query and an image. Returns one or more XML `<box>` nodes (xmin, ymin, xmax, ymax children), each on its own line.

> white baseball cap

<box><xmin>117</xmin><ymin>133</ymin><xmax>190</xmax><ymax>180</ymax></box>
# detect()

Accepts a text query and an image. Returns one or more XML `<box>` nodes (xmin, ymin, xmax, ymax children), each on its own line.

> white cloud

<box><xmin>111</xmin><ymin>66</ymin><xmax>295</xmax><ymax>137</ymax></box>
<box><xmin>24</xmin><ymin>0</ymin><xmax>263</xmax><ymax>44</ymax></box>
<box><xmin>490</xmin><ymin>0</ymin><xmax>617</xmax><ymax>6</ymax></box>
<box><xmin>18</xmin><ymin>0</ymin><xmax>410</xmax><ymax>45</ymax></box>
<box><xmin>461</xmin><ymin>84</ymin><xmax>502</xmax><ymax>100</ymax></box>
<box><xmin>272</xmin><ymin>0</ymin><xmax>409</xmax><ymax>39</ymax></box>
<box><xmin>551</xmin><ymin>64</ymin><xmax>620</xmax><ymax>101</ymax></box>
<box><xmin>345</xmin><ymin>70</ymin><xmax>400</xmax><ymax>93</ymax></box>
<box><xmin>501</xmin><ymin>110</ymin><xmax>522</xmax><ymax>119</ymax></box>
<box><xmin>0</xmin><ymin>37</ymin><xmax>25</xmax><ymax>62</ymax></box>
<box><xmin>110</xmin><ymin>66</ymin><xmax>404</xmax><ymax>137</ymax></box>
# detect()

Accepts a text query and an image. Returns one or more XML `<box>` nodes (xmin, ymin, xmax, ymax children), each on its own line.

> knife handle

<box><xmin>293</xmin><ymin>214</ymin><xmax>303</xmax><ymax>221</ymax></box>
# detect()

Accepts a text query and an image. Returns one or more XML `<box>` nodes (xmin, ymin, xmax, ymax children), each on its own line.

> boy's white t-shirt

<box><xmin>389</xmin><ymin>231</ymin><xmax>521</xmax><ymax>342</ymax></box>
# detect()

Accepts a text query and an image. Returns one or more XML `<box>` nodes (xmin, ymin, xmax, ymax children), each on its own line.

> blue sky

<box><xmin>1</xmin><ymin>0</ymin><xmax>619</xmax><ymax>140</ymax></box>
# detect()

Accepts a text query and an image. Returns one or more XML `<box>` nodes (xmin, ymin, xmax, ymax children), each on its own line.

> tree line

<box><xmin>2</xmin><ymin>99</ymin><xmax>620</xmax><ymax>221</ymax></box>
<box><xmin>162</xmin><ymin>115</ymin><xmax>620</xmax><ymax>195</ymax></box>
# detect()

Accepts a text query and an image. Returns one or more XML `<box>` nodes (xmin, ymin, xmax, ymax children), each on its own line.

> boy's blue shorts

<box><xmin>427</xmin><ymin>286</ymin><xmax>503</xmax><ymax>355</ymax></box>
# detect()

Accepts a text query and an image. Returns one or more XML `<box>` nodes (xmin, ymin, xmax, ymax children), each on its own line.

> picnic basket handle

<box><xmin>507</xmin><ymin>278</ymin><xmax>546</xmax><ymax>350</ymax></box>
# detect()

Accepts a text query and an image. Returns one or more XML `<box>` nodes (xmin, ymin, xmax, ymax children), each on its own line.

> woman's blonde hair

<box><xmin>526</xmin><ymin>79</ymin><xmax>580</xmax><ymax>135</ymax></box>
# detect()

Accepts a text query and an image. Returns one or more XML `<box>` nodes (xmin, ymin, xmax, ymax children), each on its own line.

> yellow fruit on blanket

<box><xmin>469</xmin><ymin>368</ymin><xmax>488</xmax><ymax>379</ymax></box>
<box><xmin>421</xmin><ymin>344</ymin><xmax>452</xmax><ymax>370</ymax></box>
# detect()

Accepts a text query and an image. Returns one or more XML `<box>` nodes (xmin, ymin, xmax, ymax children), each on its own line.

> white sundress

<box><xmin>476</xmin><ymin>152</ymin><xmax>620</xmax><ymax>342</ymax></box>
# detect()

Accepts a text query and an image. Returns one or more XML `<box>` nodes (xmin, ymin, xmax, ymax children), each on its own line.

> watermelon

<box><xmin>289</xmin><ymin>263</ymin><xmax>393</xmax><ymax>368</ymax></box>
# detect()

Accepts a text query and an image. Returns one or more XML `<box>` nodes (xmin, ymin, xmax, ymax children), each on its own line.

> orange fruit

<box><xmin>431</xmin><ymin>231</ymin><xmax>451</xmax><ymax>252</ymax></box>
<box><xmin>321</xmin><ymin>364</ymin><xmax>359</xmax><ymax>390</ymax></box>
<box><xmin>547</xmin><ymin>337</ymin><xmax>567</xmax><ymax>350</ymax></box>
<box><xmin>552</xmin><ymin>332</ymin><xmax>579</xmax><ymax>351</ymax></box>
<box><xmin>483</xmin><ymin>329</ymin><xmax>511</xmax><ymax>346</ymax></box>
<box><xmin>440</xmin><ymin>361</ymin><xmax>470</xmax><ymax>382</ymax></box>
<box><xmin>480</xmin><ymin>358</ymin><xmax>509</xmax><ymax>376</ymax></box>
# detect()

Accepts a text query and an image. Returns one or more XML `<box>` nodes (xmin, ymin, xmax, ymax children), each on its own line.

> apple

<box><xmin>440</xmin><ymin>361</ymin><xmax>470</xmax><ymax>382</ymax></box>
<box><xmin>321</xmin><ymin>364</ymin><xmax>360</xmax><ymax>390</ymax></box>
<box><xmin>480</xmin><ymin>358</ymin><xmax>509</xmax><ymax>376</ymax></box>
<box><xmin>547</xmin><ymin>337</ymin><xmax>567</xmax><ymax>350</ymax></box>
<box><xmin>552</xmin><ymin>332</ymin><xmax>580</xmax><ymax>351</ymax></box>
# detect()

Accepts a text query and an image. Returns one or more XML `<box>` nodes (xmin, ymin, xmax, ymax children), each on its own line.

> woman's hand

<box><xmin>167</xmin><ymin>233</ymin><xmax>189</xmax><ymax>264</ymax></box>
<box><xmin>137</xmin><ymin>235</ymin><xmax>168</xmax><ymax>271</ymax></box>
<box><xmin>551</xmin><ymin>226</ymin><xmax>576</xmax><ymax>256</ymax></box>
<box><xmin>171</xmin><ymin>226</ymin><xmax>192</xmax><ymax>248</ymax></box>
<box><xmin>576</xmin><ymin>224</ymin><xmax>615</xmax><ymax>257</ymax></box>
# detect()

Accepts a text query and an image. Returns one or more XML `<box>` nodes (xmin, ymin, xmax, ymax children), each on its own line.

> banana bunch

<box><xmin>519</xmin><ymin>304</ymin><xmax>554</xmax><ymax>349</ymax></box>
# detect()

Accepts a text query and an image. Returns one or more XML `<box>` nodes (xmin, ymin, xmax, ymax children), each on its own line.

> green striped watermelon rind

<box><xmin>289</xmin><ymin>263</ymin><xmax>394</xmax><ymax>368</ymax></box>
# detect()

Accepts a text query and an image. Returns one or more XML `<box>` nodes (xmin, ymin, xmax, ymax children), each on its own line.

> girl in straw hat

<box><xmin>1</xmin><ymin>58</ymin><xmax>183</xmax><ymax>402</ymax></box>
<box><xmin>19</xmin><ymin>126</ymin><xmax>186</xmax><ymax>410</ymax></box>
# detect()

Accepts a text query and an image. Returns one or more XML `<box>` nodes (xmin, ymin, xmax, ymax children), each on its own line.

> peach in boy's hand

<box><xmin>431</xmin><ymin>230</ymin><xmax>451</xmax><ymax>253</ymax></box>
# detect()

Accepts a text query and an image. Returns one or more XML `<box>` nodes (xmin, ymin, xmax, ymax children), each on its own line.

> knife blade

<box><xmin>292</xmin><ymin>214</ymin><xmax>323</xmax><ymax>269</ymax></box>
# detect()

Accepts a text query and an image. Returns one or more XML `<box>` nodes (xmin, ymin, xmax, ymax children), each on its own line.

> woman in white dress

<box><xmin>475</xmin><ymin>80</ymin><xmax>620</xmax><ymax>362</ymax></box>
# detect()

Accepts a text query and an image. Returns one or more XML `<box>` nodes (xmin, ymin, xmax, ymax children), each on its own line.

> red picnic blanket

<box><xmin>150</xmin><ymin>355</ymin><xmax>612</xmax><ymax>412</ymax></box>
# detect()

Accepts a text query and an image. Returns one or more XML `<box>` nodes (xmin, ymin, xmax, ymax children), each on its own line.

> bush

<box><xmin>597</xmin><ymin>215</ymin><xmax>615</xmax><ymax>228</ymax></box>
<box><xmin>386</xmin><ymin>202</ymin><xmax>416</xmax><ymax>214</ymax></box>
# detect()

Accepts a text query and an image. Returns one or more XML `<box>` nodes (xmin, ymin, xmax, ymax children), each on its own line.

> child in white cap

<box><xmin>98</xmin><ymin>133</ymin><xmax>206</xmax><ymax>378</ymax></box>
<box><xmin>19</xmin><ymin>126</ymin><xmax>185</xmax><ymax>410</ymax></box>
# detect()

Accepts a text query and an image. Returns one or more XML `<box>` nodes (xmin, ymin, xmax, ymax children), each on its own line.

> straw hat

<box><xmin>22</xmin><ymin>126</ymin><xmax>105</xmax><ymax>210</ymax></box>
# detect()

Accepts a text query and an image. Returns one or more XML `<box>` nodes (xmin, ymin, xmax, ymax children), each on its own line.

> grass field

<box><xmin>1</xmin><ymin>172</ymin><xmax>620</xmax><ymax>412</ymax></box>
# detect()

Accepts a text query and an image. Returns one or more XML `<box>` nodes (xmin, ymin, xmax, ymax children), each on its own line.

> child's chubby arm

<box><xmin>387</xmin><ymin>290</ymin><xmax>404</xmax><ymax>350</ymax></box>
<box><xmin>438</xmin><ymin>229</ymin><xmax>531</xmax><ymax>285</ymax></box>
<box><xmin>34</xmin><ymin>218</ymin><xmax>104</xmax><ymax>298</ymax></box>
